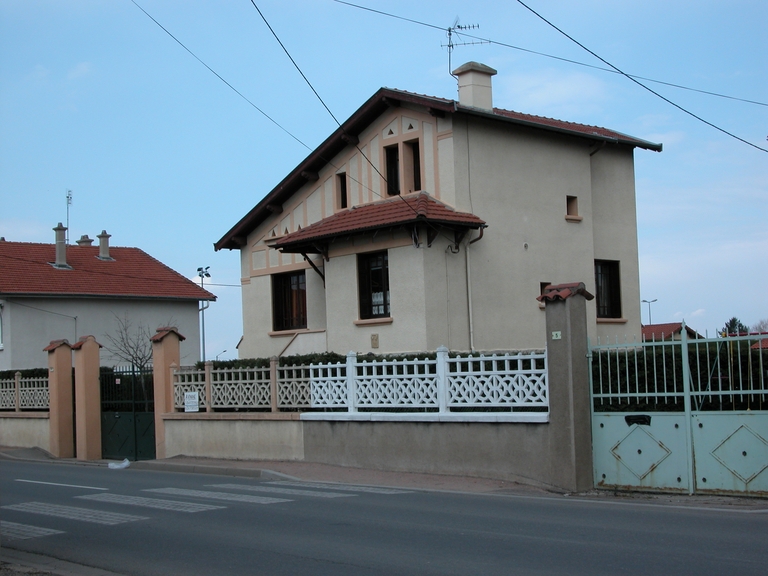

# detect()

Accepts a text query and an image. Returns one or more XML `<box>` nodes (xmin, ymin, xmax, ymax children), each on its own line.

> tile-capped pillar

<box><xmin>72</xmin><ymin>335</ymin><xmax>102</xmax><ymax>460</ymax></box>
<box><xmin>151</xmin><ymin>327</ymin><xmax>185</xmax><ymax>459</ymax></box>
<box><xmin>537</xmin><ymin>282</ymin><xmax>595</xmax><ymax>492</ymax></box>
<box><xmin>44</xmin><ymin>339</ymin><xmax>74</xmax><ymax>458</ymax></box>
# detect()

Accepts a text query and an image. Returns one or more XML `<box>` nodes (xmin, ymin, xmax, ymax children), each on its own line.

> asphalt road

<box><xmin>1</xmin><ymin>460</ymin><xmax>766</xmax><ymax>576</ymax></box>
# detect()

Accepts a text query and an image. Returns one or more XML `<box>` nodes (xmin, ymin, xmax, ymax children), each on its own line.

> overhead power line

<box><xmin>333</xmin><ymin>0</ymin><xmax>767</xmax><ymax>109</ymax></box>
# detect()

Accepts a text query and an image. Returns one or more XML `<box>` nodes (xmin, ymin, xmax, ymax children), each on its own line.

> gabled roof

<box><xmin>752</xmin><ymin>338</ymin><xmax>768</xmax><ymax>350</ymax></box>
<box><xmin>0</xmin><ymin>241</ymin><xmax>215</xmax><ymax>301</ymax></box>
<box><xmin>641</xmin><ymin>322</ymin><xmax>700</xmax><ymax>341</ymax></box>
<box><xmin>273</xmin><ymin>192</ymin><xmax>485</xmax><ymax>254</ymax></box>
<box><xmin>215</xmin><ymin>87</ymin><xmax>662</xmax><ymax>251</ymax></box>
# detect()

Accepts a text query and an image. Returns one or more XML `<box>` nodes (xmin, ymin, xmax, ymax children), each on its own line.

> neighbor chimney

<box><xmin>97</xmin><ymin>230</ymin><xmax>113</xmax><ymax>260</ymax></box>
<box><xmin>53</xmin><ymin>222</ymin><xmax>69</xmax><ymax>268</ymax></box>
<box><xmin>76</xmin><ymin>234</ymin><xmax>94</xmax><ymax>246</ymax></box>
<box><xmin>452</xmin><ymin>61</ymin><xmax>497</xmax><ymax>111</ymax></box>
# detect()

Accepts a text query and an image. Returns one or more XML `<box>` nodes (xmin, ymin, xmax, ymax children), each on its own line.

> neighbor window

<box><xmin>358</xmin><ymin>251</ymin><xmax>390</xmax><ymax>319</ymax></box>
<box><xmin>272</xmin><ymin>271</ymin><xmax>307</xmax><ymax>331</ymax></box>
<box><xmin>385</xmin><ymin>145</ymin><xmax>399</xmax><ymax>196</ymax></box>
<box><xmin>337</xmin><ymin>172</ymin><xmax>348</xmax><ymax>209</ymax></box>
<box><xmin>594</xmin><ymin>260</ymin><xmax>621</xmax><ymax>318</ymax></box>
<box><xmin>566</xmin><ymin>196</ymin><xmax>582</xmax><ymax>222</ymax></box>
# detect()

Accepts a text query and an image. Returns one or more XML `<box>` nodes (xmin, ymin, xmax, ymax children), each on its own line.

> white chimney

<box><xmin>76</xmin><ymin>234</ymin><xmax>94</xmax><ymax>246</ymax></box>
<box><xmin>53</xmin><ymin>222</ymin><xmax>69</xmax><ymax>268</ymax></box>
<box><xmin>97</xmin><ymin>230</ymin><xmax>113</xmax><ymax>260</ymax></box>
<box><xmin>452</xmin><ymin>61</ymin><xmax>497</xmax><ymax>111</ymax></box>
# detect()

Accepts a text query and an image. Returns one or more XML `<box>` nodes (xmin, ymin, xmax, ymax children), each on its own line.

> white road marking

<box><xmin>144</xmin><ymin>488</ymin><xmax>290</xmax><ymax>505</ymax></box>
<box><xmin>15</xmin><ymin>479</ymin><xmax>108</xmax><ymax>491</ymax></box>
<box><xmin>2</xmin><ymin>502</ymin><xmax>147</xmax><ymax>525</ymax></box>
<box><xmin>208</xmin><ymin>483</ymin><xmax>356</xmax><ymax>498</ymax></box>
<box><xmin>0</xmin><ymin>520</ymin><xmax>64</xmax><ymax>541</ymax></box>
<box><xmin>265</xmin><ymin>481</ymin><xmax>412</xmax><ymax>494</ymax></box>
<box><xmin>76</xmin><ymin>493</ymin><xmax>226</xmax><ymax>513</ymax></box>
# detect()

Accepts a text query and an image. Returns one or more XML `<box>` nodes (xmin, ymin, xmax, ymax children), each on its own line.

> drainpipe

<box><xmin>465</xmin><ymin>227</ymin><xmax>485</xmax><ymax>352</ymax></box>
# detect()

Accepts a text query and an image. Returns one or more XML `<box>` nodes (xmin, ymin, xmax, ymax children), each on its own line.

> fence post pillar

<box><xmin>14</xmin><ymin>371</ymin><xmax>21</xmax><ymax>412</ymax></box>
<box><xmin>346</xmin><ymin>351</ymin><xmax>357</xmax><ymax>413</ymax></box>
<box><xmin>151</xmin><ymin>327</ymin><xmax>185</xmax><ymax>460</ymax></box>
<box><xmin>680</xmin><ymin>320</ymin><xmax>695</xmax><ymax>495</ymax></box>
<box><xmin>204</xmin><ymin>361</ymin><xmax>213</xmax><ymax>412</ymax></box>
<box><xmin>45</xmin><ymin>340</ymin><xmax>74</xmax><ymax>458</ymax></box>
<box><xmin>269</xmin><ymin>356</ymin><xmax>279</xmax><ymax>412</ymax></box>
<box><xmin>538</xmin><ymin>282</ymin><xmax>594</xmax><ymax>492</ymax></box>
<box><xmin>72</xmin><ymin>335</ymin><xmax>102</xmax><ymax>461</ymax></box>
<box><xmin>436</xmin><ymin>346</ymin><xmax>448</xmax><ymax>414</ymax></box>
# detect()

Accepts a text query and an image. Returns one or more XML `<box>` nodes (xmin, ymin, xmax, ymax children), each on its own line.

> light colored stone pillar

<box><xmin>538</xmin><ymin>282</ymin><xmax>594</xmax><ymax>493</ymax></box>
<box><xmin>151</xmin><ymin>327</ymin><xmax>185</xmax><ymax>460</ymax></box>
<box><xmin>72</xmin><ymin>335</ymin><xmax>102</xmax><ymax>461</ymax></box>
<box><xmin>45</xmin><ymin>340</ymin><xmax>74</xmax><ymax>458</ymax></box>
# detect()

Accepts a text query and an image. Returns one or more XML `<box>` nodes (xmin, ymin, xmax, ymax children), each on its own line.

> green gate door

<box><xmin>101</xmin><ymin>366</ymin><xmax>155</xmax><ymax>461</ymax></box>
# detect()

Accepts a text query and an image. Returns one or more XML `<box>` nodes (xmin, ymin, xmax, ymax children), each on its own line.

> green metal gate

<box><xmin>590</xmin><ymin>326</ymin><xmax>768</xmax><ymax>495</ymax></box>
<box><xmin>101</xmin><ymin>366</ymin><xmax>155</xmax><ymax>461</ymax></box>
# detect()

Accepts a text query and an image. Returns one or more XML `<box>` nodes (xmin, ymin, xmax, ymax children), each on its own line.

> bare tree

<box><xmin>103</xmin><ymin>314</ymin><xmax>154</xmax><ymax>372</ymax></box>
<box><xmin>752</xmin><ymin>318</ymin><xmax>768</xmax><ymax>333</ymax></box>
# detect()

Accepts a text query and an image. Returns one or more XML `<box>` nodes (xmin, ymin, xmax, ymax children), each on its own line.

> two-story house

<box><xmin>216</xmin><ymin>62</ymin><xmax>661</xmax><ymax>358</ymax></box>
<box><xmin>0</xmin><ymin>224</ymin><xmax>215</xmax><ymax>370</ymax></box>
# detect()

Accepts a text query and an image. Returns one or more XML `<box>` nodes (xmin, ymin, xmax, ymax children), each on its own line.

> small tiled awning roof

<box><xmin>273</xmin><ymin>192</ymin><xmax>485</xmax><ymax>254</ymax></box>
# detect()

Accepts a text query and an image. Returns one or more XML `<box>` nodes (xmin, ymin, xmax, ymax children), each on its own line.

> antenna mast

<box><xmin>66</xmin><ymin>190</ymin><xmax>73</xmax><ymax>244</ymax></box>
<box><xmin>443</xmin><ymin>21</ymin><xmax>489</xmax><ymax>83</ymax></box>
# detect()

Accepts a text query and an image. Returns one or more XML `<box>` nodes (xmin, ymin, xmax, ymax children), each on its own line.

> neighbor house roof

<box><xmin>215</xmin><ymin>87</ymin><xmax>662</xmax><ymax>251</ymax></box>
<box><xmin>641</xmin><ymin>322</ymin><xmax>700</xmax><ymax>341</ymax></box>
<box><xmin>0</xmin><ymin>241</ymin><xmax>216</xmax><ymax>301</ymax></box>
<box><xmin>273</xmin><ymin>192</ymin><xmax>485</xmax><ymax>254</ymax></box>
<box><xmin>751</xmin><ymin>338</ymin><xmax>768</xmax><ymax>350</ymax></box>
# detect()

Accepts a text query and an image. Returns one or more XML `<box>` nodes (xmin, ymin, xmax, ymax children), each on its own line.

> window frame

<box><xmin>385</xmin><ymin>145</ymin><xmax>400</xmax><ymax>196</ymax></box>
<box><xmin>272</xmin><ymin>270</ymin><xmax>308</xmax><ymax>332</ymax></box>
<box><xmin>337</xmin><ymin>172</ymin><xmax>348</xmax><ymax>209</ymax></box>
<box><xmin>357</xmin><ymin>251</ymin><xmax>390</xmax><ymax>320</ymax></box>
<box><xmin>594</xmin><ymin>260</ymin><xmax>622</xmax><ymax>319</ymax></box>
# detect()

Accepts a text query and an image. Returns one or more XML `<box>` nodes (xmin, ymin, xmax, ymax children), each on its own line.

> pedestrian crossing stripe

<box><xmin>207</xmin><ymin>483</ymin><xmax>356</xmax><ymax>498</ymax></box>
<box><xmin>1</xmin><ymin>502</ymin><xmax>147</xmax><ymax>525</ymax></box>
<box><xmin>265</xmin><ymin>481</ymin><xmax>412</xmax><ymax>494</ymax></box>
<box><xmin>0</xmin><ymin>520</ymin><xmax>64</xmax><ymax>540</ymax></box>
<box><xmin>144</xmin><ymin>488</ymin><xmax>290</xmax><ymax>505</ymax></box>
<box><xmin>76</xmin><ymin>493</ymin><xmax>226</xmax><ymax>513</ymax></box>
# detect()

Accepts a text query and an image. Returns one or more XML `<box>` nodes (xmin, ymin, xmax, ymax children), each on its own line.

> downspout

<box><xmin>465</xmin><ymin>227</ymin><xmax>485</xmax><ymax>352</ymax></box>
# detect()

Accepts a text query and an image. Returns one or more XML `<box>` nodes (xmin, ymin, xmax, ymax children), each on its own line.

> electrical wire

<box><xmin>513</xmin><ymin>0</ymin><xmax>767</xmax><ymax>154</ymax></box>
<box><xmin>334</xmin><ymin>0</ymin><xmax>767</xmax><ymax>108</ymax></box>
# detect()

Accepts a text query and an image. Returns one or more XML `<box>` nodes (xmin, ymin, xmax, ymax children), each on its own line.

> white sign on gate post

<box><xmin>184</xmin><ymin>391</ymin><xmax>199</xmax><ymax>413</ymax></box>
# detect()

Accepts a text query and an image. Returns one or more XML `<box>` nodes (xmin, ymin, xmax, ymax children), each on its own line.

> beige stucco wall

<box><xmin>0</xmin><ymin>414</ymin><xmax>49</xmax><ymax>450</ymax></box>
<box><xmin>163</xmin><ymin>417</ymin><xmax>304</xmax><ymax>460</ymax></box>
<box><xmin>0</xmin><ymin>297</ymin><xmax>202</xmax><ymax>371</ymax></box>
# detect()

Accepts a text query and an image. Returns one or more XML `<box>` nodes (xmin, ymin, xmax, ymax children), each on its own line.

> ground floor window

<box><xmin>272</xmin><ymin>271</ymin><xmax>307</xmax><ymax>331</ymax></box>
<box><xmin>594</xmin><ymin>260</ymin><xmax>621</xmax><ymax>318</ymax></box>
<box><xmin>358</xmin><ymin>251</ymin><xmax>390</xmax><ymax>319</ymax></box>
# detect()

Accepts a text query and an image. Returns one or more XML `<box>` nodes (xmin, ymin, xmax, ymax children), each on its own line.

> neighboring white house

<box><xmin>216</xmin><ymin>62</ymin><xmax>661</xmax><ymax>358</ymax></box>
<box><xmin>0</xmin><ymin>224</ymin><xmax>215</xmax><ymax>370</ymax></box>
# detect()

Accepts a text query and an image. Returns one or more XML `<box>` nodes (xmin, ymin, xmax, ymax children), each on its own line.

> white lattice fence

<box><xmin>278</xmin><ymin>366</ymin><xmax>312</xmax><ymax>408</ymax></box>
<box><xmin>447</xmin><ymin>352</ymin><xmax>548</xmax><ymax>409</ymax></box>
<box><xmin>0</xmin><ymin>375</ymin><xmax>49</xmax><ymax>410</ymax></box>
<box><xmin>173</xmin><ymin>369</ymin><xmax>207</xmax><ymax>410</ymax></box>
<box><xmin>211</xmin><ymin>367</ymin><xmax>271</xmax><ymax>409</ymax></box>
<box><xmin>355</xmin><ymin>357</ymin><xmax>438</xmax><ymax>408</ymax></box>
<box><xmin>309</xmin><ymin>362</ymin><xmax>347</xmax><ymax>407</ymax></box>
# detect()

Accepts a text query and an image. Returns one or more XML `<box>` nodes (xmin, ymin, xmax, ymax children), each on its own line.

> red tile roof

<box><xmin>273</xmin><ymin>192</ymin><xmax>485</xmax><ymax>252</ymax></box>
<box><xmin>752</xmin><ymin>338</ymin><xmax>768</xmax><ymax>350</ymax></box>
<box><xmin>0</xmin><ymin>241</ymin><xmax>215</xmax><ymax>301</ymax></box>
<box><xmin>641</xmin><ymin>323</ymin><xmax>700</xmax><ymax>341</ymax></box>
<box><xmin>215</xmin><ymin>87</ymin><xmax>661</xmax><ymax>251</ymax></box>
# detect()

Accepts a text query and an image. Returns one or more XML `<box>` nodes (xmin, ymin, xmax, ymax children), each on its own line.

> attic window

<box><xmin>566</xmin><ymin>196</ymin><xmax>582</xmax><ymax>223</ymax></box>
<box><xmin>404</xmin><ymin>140</ymin><xmax>421</xmax><ymax>193</ymax></box>
<box><xmin>337</xmin><ymin>172</ymin><xmax>348</xmax><ymax>209</ymax></box>
<box><xmin>385</xmin><ymin>145</ymin><xmax>399</xmax><ymax>196</ymax></box>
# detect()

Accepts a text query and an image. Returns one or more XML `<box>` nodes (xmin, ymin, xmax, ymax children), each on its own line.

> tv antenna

<box><xmin>65</xmin><ymin>190</ymin><xmax>73</xmax><ymax>244</ymax></box>
<box><xmin>443</xmin><ymin>18</ymin><xmax>489</xmax><ymax>80</ymax></box>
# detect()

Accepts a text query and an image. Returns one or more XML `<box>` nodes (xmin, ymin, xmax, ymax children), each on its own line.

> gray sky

<box><xmin>2</xmin><ymin>0</ymin><xmax>766</xmax><ymax>359</ymax></box>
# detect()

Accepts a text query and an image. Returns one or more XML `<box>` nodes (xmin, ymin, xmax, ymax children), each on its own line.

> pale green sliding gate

<box><xmin>589</xmin><ymin>327</ymin><xmax>768</xmax><ymax>495</ymax></box>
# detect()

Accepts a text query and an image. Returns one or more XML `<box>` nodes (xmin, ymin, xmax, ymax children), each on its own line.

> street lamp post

<box><xmin>642</xmin><ymin>299</ymin><xmax>657</xmax><ymax>325</ymax></box>
<box><xmin>197</xmin><ymin>266</ymin><xmax>211</xmax><ymax>362</ymax></box>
